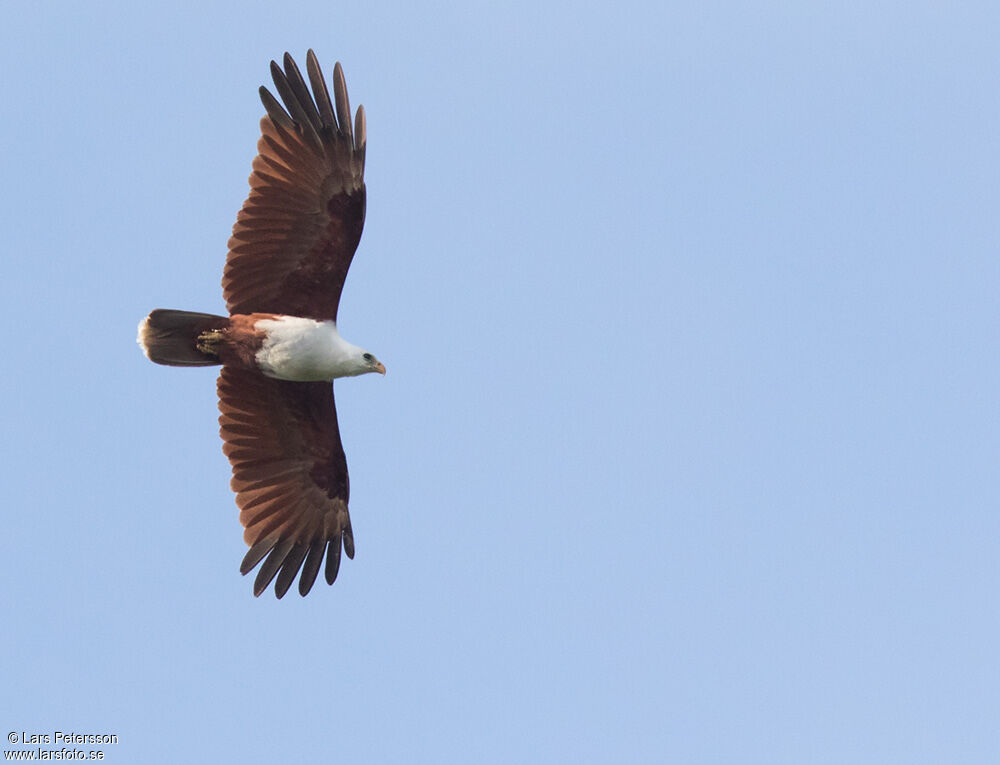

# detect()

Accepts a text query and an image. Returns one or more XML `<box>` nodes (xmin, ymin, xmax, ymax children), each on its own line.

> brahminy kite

<box><xmin>138</xmin><ymin>51</ymin><xmax>383</xmax><ymax>598</ymax></box>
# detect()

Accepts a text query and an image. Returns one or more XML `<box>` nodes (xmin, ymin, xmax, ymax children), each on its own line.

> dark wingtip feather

<box><xmin>355</xmin><ymin>104</ymin><xmax>366</xmax><ymax>155</ymax></box>
<box><xmin>298</xmin><ymin>539</ymin><xmax>326</xmax><ymax>596</ymax></box>
<box><xmin>274</xmin><ymin>543</ymin><xmax>308</xmax><ymax>599</ymax></box>
<box><xmin>324</xmin><ymin>535</ymin><xmax>342</xmax><ymax>585</ymax></box>
<box><xmin>282</xmin><ymin>52</ymin><xmax>322</xmax><ymax>133</ymax></box>
<box><xmin>332</xmin><ymin>62</ymin><xmax>353</xmax><ymax>140</ymax></box>
<box><xmin>343</xmin><ymin>524</ymin><xmax>355</xmax><ymax>559</ymax></box>
<box><xmin>253</xmin><ymin>539</ymin><xmax>294</xmax><ymax>596</ymax></box>
<box><xmin>269</xmin><ymin>58</ymin><xmax>323</xmax><ymax>151</ymax></box>
<box><xmin>268</xmin><ymin>59</ymin><xmax>285</xmax><ymax>98</ymax></box>
<box><xmin>240</xmin><ymin>539</ymin><xmax>274</xmax><ymax>575</ymax></box>
<box><xmin>259</xmin><ymin>86</ymin><xmax>294</xmax><ymax>130</ymax></box>
<box><xmin>306</xmin><ymin>49</ymin><xmax>336</xmax><ymax>130</ymax></box>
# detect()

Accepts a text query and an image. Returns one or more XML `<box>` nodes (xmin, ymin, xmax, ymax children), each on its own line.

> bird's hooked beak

<box><xmin>376</xmin><ymin>362</ymin><xmax>386</xmax><ymax>375</ymax></box>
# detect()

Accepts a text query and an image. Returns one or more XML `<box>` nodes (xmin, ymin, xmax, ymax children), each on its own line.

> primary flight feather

<box><xmin>137</xmin><ymin>51</ymin><xmax>383</xmax><ymax>598</ymax></box>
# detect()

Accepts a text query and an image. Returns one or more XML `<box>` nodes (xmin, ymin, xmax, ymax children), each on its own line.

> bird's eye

<box><xmin>363</xmin><ymin>353</ymin><xmax>373</xmax><ymax>362</ymax></box>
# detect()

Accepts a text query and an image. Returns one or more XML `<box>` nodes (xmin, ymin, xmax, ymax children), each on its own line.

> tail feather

<box><xmin>138</xmin><ymin>309</ymin><xmax>228</xmax><ymax>367</ymax></box>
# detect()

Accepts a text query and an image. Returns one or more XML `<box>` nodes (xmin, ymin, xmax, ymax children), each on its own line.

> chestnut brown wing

<box><xmin>217</xmin><ymin>367</ymin><xmax>355</xmax><ymax>597</ymax></box>
<box><xmin>222</xmin><ymin>51</ymin><xmax>367</xmax><ymax>322</ymax></box>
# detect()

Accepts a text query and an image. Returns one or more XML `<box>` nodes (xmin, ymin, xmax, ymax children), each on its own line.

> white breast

<box><xmin>254</xmin><ymin>317</ymin><xmax>358</xmax><ymax>382</ymax></box>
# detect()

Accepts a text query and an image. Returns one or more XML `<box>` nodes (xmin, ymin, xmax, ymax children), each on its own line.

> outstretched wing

<box><xmin>223</xmin><ymin>50</ymin><xmax>367</xmax><ymax>322</ymax></box>
<box><xmin>217</xmin><ymin>367</ymin><xmax>355</xmax><ymax>597</ymax></box>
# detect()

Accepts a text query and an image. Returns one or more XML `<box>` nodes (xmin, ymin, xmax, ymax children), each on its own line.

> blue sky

<box><xmin>2</xmin><ymin>1</ymin><xmax>999</xmax><ymax>762</ymax></box>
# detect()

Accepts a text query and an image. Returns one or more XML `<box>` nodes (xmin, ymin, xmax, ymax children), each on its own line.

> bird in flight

<box><xmin>137</xmin><ymin>51</ymin><xmax>383</xmax><ymax>598</ymax></box>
